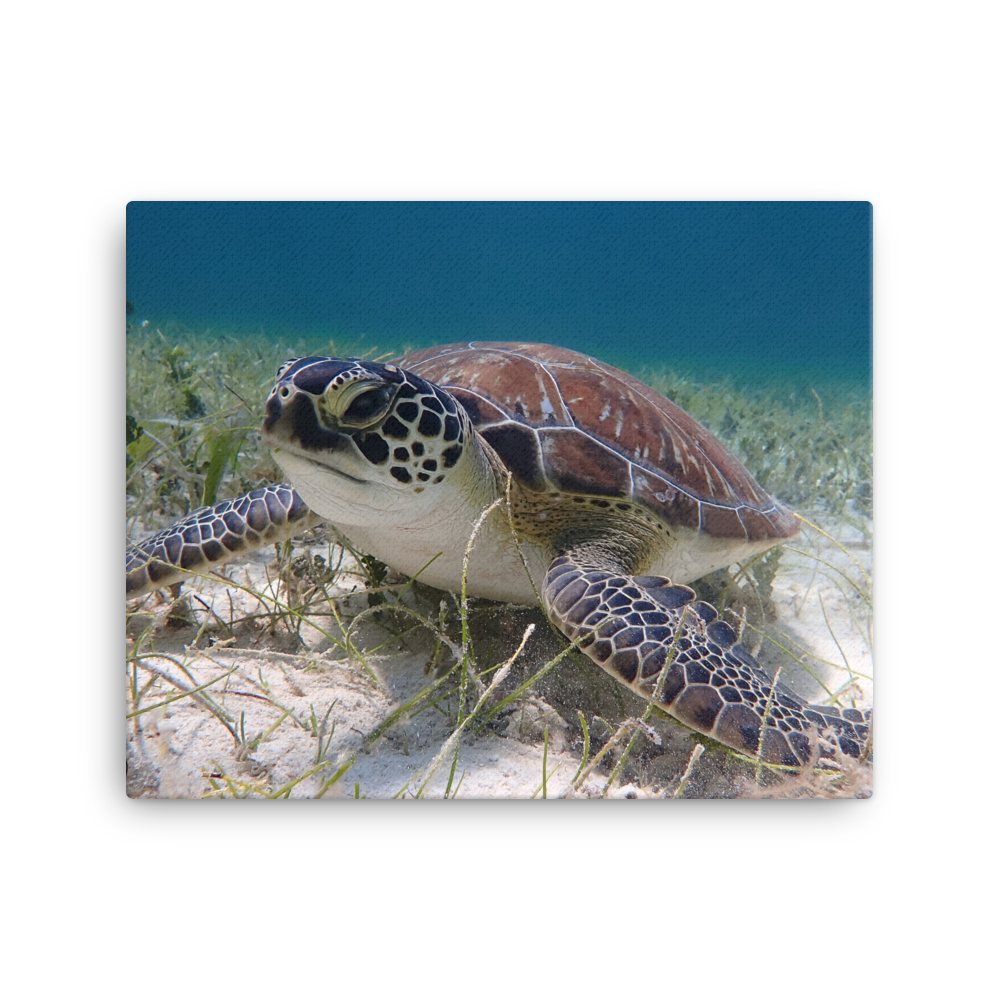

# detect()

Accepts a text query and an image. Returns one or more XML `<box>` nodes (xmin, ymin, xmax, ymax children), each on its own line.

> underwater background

<box><xmin>126</xmin><ymin>202</ymin><xmax>871</xmax><ymax>393</ymax></box>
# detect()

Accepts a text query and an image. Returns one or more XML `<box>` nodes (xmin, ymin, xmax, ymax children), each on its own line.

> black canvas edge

<box><xmin>83</xmin><ymin>185</ymin><xmax>895</xmax><ymax>840</ymax></box>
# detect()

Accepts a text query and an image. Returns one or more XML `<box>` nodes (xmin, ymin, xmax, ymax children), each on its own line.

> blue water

<box><xmin>126</xmin><ymin>202</ymin><xmax>871</xmax><ymax>391</ymax></box>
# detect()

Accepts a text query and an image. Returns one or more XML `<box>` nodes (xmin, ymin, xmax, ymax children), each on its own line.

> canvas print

<box><xmin>125</xmin><ymin>202</ymin><xmax>873</xmax><ymax>799</ymax></box>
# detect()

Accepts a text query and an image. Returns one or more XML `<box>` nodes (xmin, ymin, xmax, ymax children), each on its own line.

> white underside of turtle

<box><xmin>275</xmin><ymin>442</ymin><xmax>778</xmax><ymax>605</ymax></box>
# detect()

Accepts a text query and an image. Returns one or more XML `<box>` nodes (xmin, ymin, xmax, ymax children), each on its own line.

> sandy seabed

<box><xmin>126</xmin><ymin>517</ymin><xmax>872</xmax><ymax>800</ymax></box>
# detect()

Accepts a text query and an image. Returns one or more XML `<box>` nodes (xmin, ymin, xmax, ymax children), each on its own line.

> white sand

<box><xmin>126</xmin><ymin>516</ymin><xmax>872</xmax><ymax>799</ymax></box>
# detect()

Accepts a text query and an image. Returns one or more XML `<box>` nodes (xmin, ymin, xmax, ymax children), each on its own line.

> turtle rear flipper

<box><xmin>542</xmin><ymin>553</ymin><xmax>871</xmax><ymax>766</ymax></box>
<box><xmin>126</xmin><ymin>485</ymin><xmax>322</xmax><ymax>597</ymax></box>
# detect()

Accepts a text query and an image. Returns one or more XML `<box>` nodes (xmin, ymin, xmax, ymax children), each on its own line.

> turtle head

<box><xmin>262</xmin><ymin>357</ymin><xmax>469</xmax><ymax>525</ymax></box>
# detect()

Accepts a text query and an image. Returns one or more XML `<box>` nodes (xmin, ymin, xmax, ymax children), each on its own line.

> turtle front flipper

<box><xmin>542</xmin><ymin>553</ymin><xmax>871</xmax><ymax>767</ymax></box>
<box><xmin>126</xmin><ymin>485</ymin><xmax>323</xmax><ymax>598</ymax></box>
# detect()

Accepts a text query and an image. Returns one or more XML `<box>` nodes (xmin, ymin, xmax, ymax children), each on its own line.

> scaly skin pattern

<box><xmin>543</xmin><ymin>554</ymin><xmax>871</xmax><ymax>765</ymax></box>
<box><xmin>126</xmin><ymin>484</ymin><xmax>321</xmax><ymax>596</ymax></box>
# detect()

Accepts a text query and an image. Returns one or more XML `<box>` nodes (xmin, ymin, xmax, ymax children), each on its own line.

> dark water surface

<box><xmin>126</xmin><ymin>202</ymin><xmax>872</xmax><ymax>393</ymax></box>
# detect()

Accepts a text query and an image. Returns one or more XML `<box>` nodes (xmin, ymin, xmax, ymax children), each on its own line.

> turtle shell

<box><xmin>395</xmin><ymin>342</ymin><xmax>798</xmax><ymax>543</ymax></box>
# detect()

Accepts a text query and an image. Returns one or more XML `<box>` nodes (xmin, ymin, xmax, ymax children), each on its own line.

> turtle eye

<box><xmin>339</xmin><ymin>384</ymin><xmax>395</xmax><ymax>427</ymax></box>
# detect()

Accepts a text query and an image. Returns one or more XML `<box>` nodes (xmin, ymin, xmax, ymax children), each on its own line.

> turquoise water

<box><xmin>126</xmin><ymin>202</ymin><xmax>872</xmax><ymax>395</ymax></box>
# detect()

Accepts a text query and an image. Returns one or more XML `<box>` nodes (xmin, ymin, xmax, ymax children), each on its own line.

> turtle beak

<box><xmin>263</xmin><ymin>385</ymin><xmax>287</xmax><ymax>432</ymax></box>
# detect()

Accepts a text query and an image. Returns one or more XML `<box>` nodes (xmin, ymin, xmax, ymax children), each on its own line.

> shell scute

<box><xmin>397</xmin><ymin>341</ymin><xmax>797</xmax><ymax>541</ymax></box>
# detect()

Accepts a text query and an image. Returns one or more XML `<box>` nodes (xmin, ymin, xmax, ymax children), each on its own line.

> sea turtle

<box><xmin>126</xmin><ymin>342</ymin><xmax>870</xmax><ymax>766</ymax></box>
